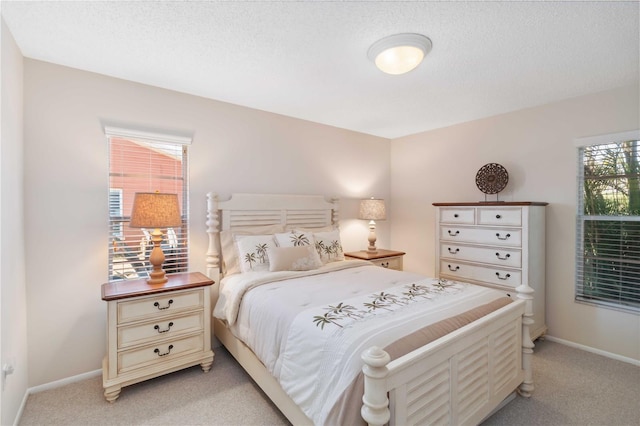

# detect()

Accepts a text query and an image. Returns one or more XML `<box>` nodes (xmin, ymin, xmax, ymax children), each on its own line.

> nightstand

<box><xmin>101</xmin><ymin>272</ymin><xmax>214</xmax><ymax>402</ymax></box>
<box><xmin>344</xmin><ymin>249</ymin><xmax>406</xmax><ymax>271</ymax></box>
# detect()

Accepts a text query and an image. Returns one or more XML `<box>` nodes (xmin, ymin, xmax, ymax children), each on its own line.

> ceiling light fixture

<box><xmin>368</xmin><ymin>33</ymin><xmax>432</xmax><ymax>75</ymax></box>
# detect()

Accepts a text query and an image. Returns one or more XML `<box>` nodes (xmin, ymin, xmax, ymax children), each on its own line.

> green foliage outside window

<box><xmin>578</xmin><ymin>140</ymin><xmax>640</xmax><ymax>311</ymax></box>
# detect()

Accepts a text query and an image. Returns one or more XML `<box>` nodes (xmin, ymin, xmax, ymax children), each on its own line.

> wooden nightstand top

<box><xmin>101</xmin><ymin>272</ymin><xmax>214</xmax><ymax>301</ymax></box>
<box><xmin>344</xmin><ymin>249</ymin><xmax>406</xmax><ymax>261</ymax></box>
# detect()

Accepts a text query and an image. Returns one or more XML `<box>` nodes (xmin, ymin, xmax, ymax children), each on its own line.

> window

<box><xmin>576</xmin><ymin>130</ymin><xmax>640</xmax><ymax>313</ymax></box>
<box><xmin>106</xmin><ymin>127</ymin><xmax>191</xmax><ymax>281</ymax></box>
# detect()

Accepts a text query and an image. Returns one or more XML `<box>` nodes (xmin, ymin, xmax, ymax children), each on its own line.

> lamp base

<box><xmin>147</xmin><ymin>229</ymin><xmax>168</xmax><ymax>285</ymax></box>
<box><xmin>367</xmin><ymin>221</ymin><xmax>378</xmax><ymax>254</ymax></box>
<box><xmin>147</xmin><ymin>271</ymin><xmax>168</xmax><ymax>285</ymax></box>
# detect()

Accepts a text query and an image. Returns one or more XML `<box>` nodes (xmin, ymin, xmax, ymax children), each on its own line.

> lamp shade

<box><xmin>130</xmin><ymin>192</ymin><xmax>182</xmax><ymax>228</ymax></box>
<box><xmin>358</xmin><ymin>198</ymin><xmax>386</xmax><ymax>221</ymax></box>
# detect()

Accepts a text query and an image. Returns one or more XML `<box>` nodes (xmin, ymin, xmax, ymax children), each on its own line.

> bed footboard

<box><xmin>362</xmin><ymin>298</ymin><xmax>532</xmax><ymax>426</ymax></box>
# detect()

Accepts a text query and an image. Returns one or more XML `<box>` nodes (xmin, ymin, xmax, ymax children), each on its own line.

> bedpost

<box><xmin>361</xmin><ymin>346</ymin><xmax>391</xmax><ymax>426</ymax></box>
<box><xmin>516</xmin><ymin>282</ymin><xmax>535</xmax><ymax>397</ymax></box>
<box><xmin>206</xmin><ymin>192</ymin><xmax>221</xmax><ymax>284</ymax></box>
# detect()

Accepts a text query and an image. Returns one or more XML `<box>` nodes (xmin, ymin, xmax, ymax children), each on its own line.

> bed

<box><xmin>205</xmin><ymin>193</ymin><xmax>534</xmax><ymax>426</ymax></box>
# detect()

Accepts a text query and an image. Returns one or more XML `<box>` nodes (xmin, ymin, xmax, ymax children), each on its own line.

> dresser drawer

<box><xmin>118</xmin><ymin>311</ymin><xmax>204</xmax><ymax>349</ymax></box>
<box><xmin>440</xmin><ymin>261</ymin><xmax>522</xmax><ymax>288</ymax></box>
<box><xmin>439</xmin><ymin>226</ymin><xmax>522</xmax><ymax>247</ymax></box>
<box><xmin>477</xmin><ymin>207</ymin><xmax>522</xmax><ymax>226</ymax></box>
<box><xmin>117</xmin><ymin>333</ymin><xmax>204</xmax><ymax>374</ymax></box>
<box><xmin>439</xmin><ymin>208</ymin><xmax>475</xmax><ymax>224</ymax></box>
<box><xmin>371</xmin><ymin>256</ymin><xmax>403</xmax><ymax>270</ymax></box>
<box><xmin>439</xmin><ymin>243</ymin><xmax>522</xmax><ymax>268</ymax></box>
<box><xmin>117</xmin><ymin>289</ymin><xmax>203</xmax><ymax>324</ymax></box>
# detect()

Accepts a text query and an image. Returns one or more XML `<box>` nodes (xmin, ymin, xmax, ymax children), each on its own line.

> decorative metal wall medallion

<box><xmin>475</xmin><ymin>163</ymin><xmax>509</xmax><ymax>195</ymax></box>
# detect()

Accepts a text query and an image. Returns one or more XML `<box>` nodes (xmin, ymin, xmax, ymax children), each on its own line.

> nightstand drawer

<box><xmin>118</xmin><ymin>311</ymin><xmax>204</xmax><ymax>349</ymax></box>
<box><xmin>371</xmin><ymin>256</ymin><xmax>403</xmax><ymax>270</ymax></box>
<box><xmin>117</xmin><ymin>333</ymin><xmax>204</xmax><ymax>374</ymax></box>
<box><xmin>117</xmin><ymin>289</ymin><xmax>203</xmax><ymax>324</ymax></box>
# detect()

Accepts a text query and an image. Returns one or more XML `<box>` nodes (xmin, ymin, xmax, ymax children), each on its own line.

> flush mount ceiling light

<box><xmin>367</xmin><ymin>33</ymin><xmax>432</xmax><ymax>75</ymax></box>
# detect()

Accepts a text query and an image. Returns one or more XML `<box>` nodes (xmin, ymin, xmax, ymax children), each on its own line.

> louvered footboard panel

<box><xmin>456</xmin><ymin>339</ymin><xmax>490</xmax><ymax>423</ymax></box>
<box><xmin>386</xmin><ymin>308</ymin><xmax>524</xmax><ymax>426</ymax></box>
<box><xmin>404</xmin><ymin>358</ymin><xmax>451</xmax><ymax>425</ymax></box>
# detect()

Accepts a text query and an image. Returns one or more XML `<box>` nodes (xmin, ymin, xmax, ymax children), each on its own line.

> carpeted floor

<box><xmin>18</xmin><ymin>339</ymin><xmax>640</xmax><ymax>425</ymax></box>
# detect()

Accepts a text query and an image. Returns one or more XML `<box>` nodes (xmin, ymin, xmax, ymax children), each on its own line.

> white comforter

<box><xmin>213</xmin><ymin>260</ymin><xmax>506</xmax><ymax>425</ymax></box>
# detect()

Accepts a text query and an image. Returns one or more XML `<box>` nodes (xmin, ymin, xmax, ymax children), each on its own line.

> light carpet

<box><xmin>19</xmin><ymin>340</ymin><xmax>640</xmax><ymax>425</ymax></box>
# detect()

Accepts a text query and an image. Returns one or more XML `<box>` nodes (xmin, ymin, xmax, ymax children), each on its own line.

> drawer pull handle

<box><xmin>454</xmin><ymin>214</ymin><xmax>459</xmax><ymax>218</ymax></box>
<box><xmin>495</xmin><ymin>252</ymin><xmax>511</xmax><ymax>260</ymax></box>
<box><xmin>154</xmin><ymin>299</ymin><xmax>173</xmax><ymax>310</ymax></box>
<box><xmin>447</xmin><ymin>264</ymin><xmax>460</xmax><ymax>272</ymax></box>
<box><xmin>495</xmin><ymin>272</ymin><xmax>511</xmax><ymax>280</ymax></box>
<box><xmin>154</xmin><ymin>344</ymin><xmax>174</xmax><ymax>357</ymax></box>
<box><xmin>448</xmin><ymin>248</ymin><xmax>459</xmax><ymax>254</ymax></box>
<box><xmin>495</xmin><ymin>233</ymin><xmax>511</xmax><ymax>240</ymax></box>
<box><xmin>154</xmin><ymin>322</ymin><xmax>174</xmax><ymax>334</ymax></box>
<box><xmin>448</xmin><ymin>230</ymin><xmax>460</xmax><ymax>236</ymax></box>
<box><xmin>496</xmin><ymin>214</ymin><xmax>502</xmax><ymax>219</ymax></box>
<box><xmin>381</xmin><ymin>262</ymin><xmax>389</xmax><ymax>268</ymax></box>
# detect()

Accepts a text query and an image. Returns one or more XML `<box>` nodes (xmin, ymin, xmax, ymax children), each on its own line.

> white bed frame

<box><xmin>205</xmin><ymin>193</ymin><xmax>534</xmax><ymax>426</ymax></box>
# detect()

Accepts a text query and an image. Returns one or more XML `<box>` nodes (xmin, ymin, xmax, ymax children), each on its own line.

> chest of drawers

<box><xmin>433</xmin><ymin>202</ymin><xmax>548</xmax><ymax>340</ymax></box>
<box><xmin>101</xmin><ymin>272</ymin><xmax>214</xmax><ymax>402</ymax></box>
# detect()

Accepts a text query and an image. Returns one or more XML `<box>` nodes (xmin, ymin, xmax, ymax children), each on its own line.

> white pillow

<box><xmin>235</xmin><ymin>234</ymin><xmax>277</xmax><ymax>273</ymax></box>
<box><xmin>274</xmin><ymin>230</ymin><xmax>315</xmax><ymax>248</ymax></box>
<box><xmin>313</xmin><ymin>229</ymin><xmax>344</xmax><ymax>264</ymax></box>
<box><xmin>267</xmin><ymin>246</ymin><xmax>322</xmax><ymax>271</ymax></box>
<box><xmin>220</xmin><ymin>224</ymin><xmax>284</xmax><ymax>275</ymax></box>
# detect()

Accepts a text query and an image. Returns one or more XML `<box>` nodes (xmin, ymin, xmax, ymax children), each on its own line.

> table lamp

<box><xmin>130</xmin><ymin>192</ymin><xmax>182</xmax><ymax>284</ymax></box>
<box><xmin>358</xmin><ymin>198</ymin><xmax>386</xmax><ymax>253</ymax></box>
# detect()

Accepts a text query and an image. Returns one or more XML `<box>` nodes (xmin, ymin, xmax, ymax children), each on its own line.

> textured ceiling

<box><xmin>2</xmin><ymin>1</ymin><xmax>639</xmax><ymax>139</ymax></box>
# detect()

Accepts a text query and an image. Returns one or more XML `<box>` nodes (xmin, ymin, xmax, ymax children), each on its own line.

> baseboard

<box><xmin>545</xmin><ymin>335</ymin><xmax>640</xmax><ymax>366</ymax></box>
<box><xmin>28</xmin><ymin>368</ymin><xmax>102</xmax><ymax>394</ymax></box>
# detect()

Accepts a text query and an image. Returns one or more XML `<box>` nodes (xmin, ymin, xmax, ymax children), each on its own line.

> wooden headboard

<box><xmin>205</xmin><ymin>193</ymin><xmax>339</xmax><ymax>283</ymax></box>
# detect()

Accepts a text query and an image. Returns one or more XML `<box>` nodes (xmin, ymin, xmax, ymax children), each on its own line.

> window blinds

<box><xmin>576</xmin><ymin>139</ymin><xmax>640</xmax><ymax>312</ymax></box>
<box><xmin>107</xmin><ymin>134</ymin><xmax>190</xmax><ymax>281</ymax></box>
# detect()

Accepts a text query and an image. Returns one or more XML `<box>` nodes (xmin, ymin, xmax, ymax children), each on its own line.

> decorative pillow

<box><xmin>220</xmin><ymin>224</ymin><xmax>284</xmax><ymax>275</ymax></box>
<box><xmin>313</xmin><ymin>229</ymin><xmax>344</xmax><ymax>264</ymax></box>
<box><xmin>274</xmin><ymin>230</ymin><xmax>315</xmax><ymax>248</ymax></box>
<box><xmin>267</xmin><ymin>246</ymin><xmax>323</xmax><ymax>272</ymax></box>
<box><xmin>235</xmin><ymin>234</ymin><xmax>277</xmax><ymax>273</ymax></box>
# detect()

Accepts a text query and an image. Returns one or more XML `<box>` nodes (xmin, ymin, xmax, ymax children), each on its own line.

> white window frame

<box><xmin>104</xmin><ymin>125</ymin><xmax>192</xmax><ymax>281</ymax></box>
<box><xmin>575</xmin><ymin>129</ymin><xmax>640</xmax><ymax>313</ymax></box>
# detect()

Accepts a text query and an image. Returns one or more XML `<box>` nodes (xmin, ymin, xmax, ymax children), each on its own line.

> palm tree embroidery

<box><xmin>243</xmin><ymin>252</ymin><xmax>256</xmax><ymax>269</ymax></box>
<box><xmin>315</xmin><ymin>240</ymin><xmax>326</xmax><ymax>257</ymax></box>
<box><xmin>326</xmin><ymin>302</ymin><xmax>363</xmax><ymax>319</ymax></box>
<box><xmin>330</xmin><ymin>240</ymin><xmax>342</xmax><ymax>257</ymax></box>
<box><xmin>312</xmin><ymin>281</ymin><xmax>462</xmax><ymax>330</ymax></box>
<box><xmin>403</xmin><ymin>283</ymin><xmax>431</xmax><ymax>300</ymax></box>
<box><xmin>255</xmin><ymin>243</ymin><xmax>268</xmax><ymax>263</ymax></box>
<box><xmin>433</xmin><ymin>280</ymin><xmax>456</xmax><ymax>292</ymax></box>
<box><xmin>290</xmin><ymin>232</ymin><xmax>310</xmax><ymax>246</ymax></box>
<box><xmin>313</xmin><ymin>312</ymin><xmax>343</xmax><ymax>329</ymax></box>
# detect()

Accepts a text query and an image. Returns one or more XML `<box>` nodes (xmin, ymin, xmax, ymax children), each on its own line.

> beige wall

<box><xmin>390</xmin><ymin>85</ymin><xmax>640</xmax><ymax>361</ymax></box>
<box><xmin>1</xmin><ymin>18</ymin><xmax>28</xmax><ymax>425</ymax></box>
<box><xmin>23</xmin><ymin>59</ymin><xmax>391</xmax><ymax>387</ymax></box>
